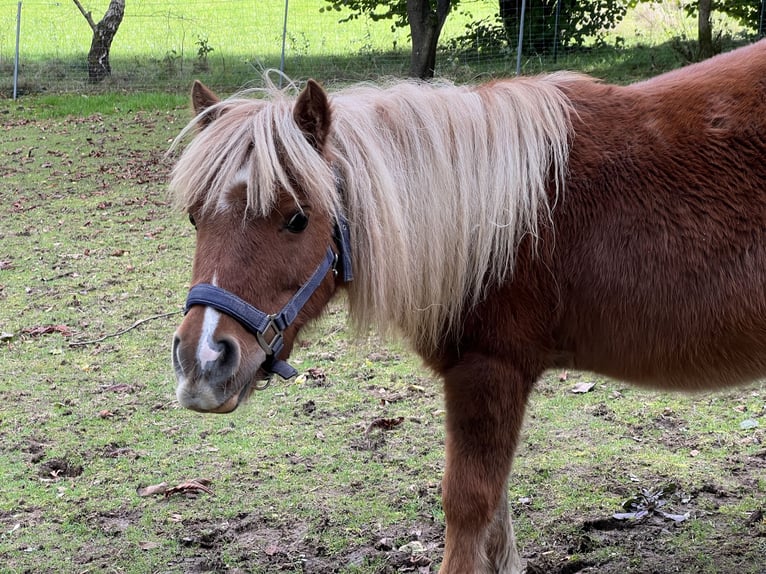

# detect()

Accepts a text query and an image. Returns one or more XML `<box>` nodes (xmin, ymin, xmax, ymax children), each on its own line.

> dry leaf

<box><xmin>164</xmin><ymin>478</ymin><xmax>214</xmax><ymax>498</ymax></box>
<box><xmin>571</xmin><ymin>382</ymin><xmax>595</xmax><ymax>394</ymax></box>
<box><xmin>21</xmin><ymin>324</ymin><xmax>73</xmax><ymax>338</ymax></box>
<box><xmin>137</xmin><ymin>482</ymin><xmax>168</xmax><ymax>497</ymax></box>
<box><xmin>365</xmin><ymin>416</ymin><xmax>405</xmax><ymax>434</ymax></box>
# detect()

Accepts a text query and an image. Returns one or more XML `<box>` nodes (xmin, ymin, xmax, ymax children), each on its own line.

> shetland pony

<box><xmin>170</xmin><ymin>40</ymin><xmax>766</xmax><ymax>573</ymax></box>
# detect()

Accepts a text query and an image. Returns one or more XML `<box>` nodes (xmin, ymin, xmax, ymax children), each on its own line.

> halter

<box><xmin>183</xmin><ymin>215</ymin><xmax>352</xmax><ymax>380</ymax></box>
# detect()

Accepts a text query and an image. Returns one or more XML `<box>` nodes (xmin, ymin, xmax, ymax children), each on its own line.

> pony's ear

<box><xmin>191</xmin><ymin>80</ymin><xmax>221</xmax><ymax>128</ymax></box>
<box><xmin>293</xmin><ymin>79</ymin><xmax>332</xmax><ymax>151</ymax></box>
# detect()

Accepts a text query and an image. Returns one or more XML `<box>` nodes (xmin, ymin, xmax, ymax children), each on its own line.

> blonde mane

<box><xmin>171</xmin><ymin>76</ymin><xmax>574</xmax><ymax>353</ymax></box>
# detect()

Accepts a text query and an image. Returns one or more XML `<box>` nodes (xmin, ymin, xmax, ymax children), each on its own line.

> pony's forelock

<box><xmin>169</xmin><ymin>88</ymin><xmax>337</xmax><ymax>219</ymax></box>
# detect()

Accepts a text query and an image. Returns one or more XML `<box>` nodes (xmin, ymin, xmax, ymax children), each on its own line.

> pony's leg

<box><xmin>486</xmin><ymin>485</ymin><xmax>524</xmax><ymax>572</ymax></box>
<box><xmin>439</xmin><ymin>356</ymin><xmax>533</xmax><ymax>574</ymax></box>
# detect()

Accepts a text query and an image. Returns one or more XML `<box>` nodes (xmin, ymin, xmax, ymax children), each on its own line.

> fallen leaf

<box><xmin>571</xmin><ymin>382</ymin><xmax>595</xmax><ymax>394</ymax></box>
<box><xmin>613</xmin><ymin>510</ymin><xmax>650</xmax><ymax>521</ymax></box>
<box><xmin>163</xmin><ymin>478</ymin><xmax>214</xmax><ymax>498</ymax></box>
<box><xmin>559</xmin><ymin>370</ymin><xmax>568</xmax><ymax>381</ymax></box>
<box><xmin>139</xmin><ymin>541</ymin><xmax>161</xmax><ymax>550</ymax></box>
<box><xmin>740</xmin><ymin>419</ymin><xmax>759</xmax><ymax>430</ymax></box>
<box><xmin>21</xmin><ymin>324</ymin><xmax>73</xmax><ymax>338</ymax></box>
<box><xmin>657</xmin><ymin>511</ymin><xmax>689</xmax><ymax>523</ymax></box>
<box><xmin>136</xmin><ymin>482</ymin><xmax>168</xmax><ymax>497</ymax></box>
<box><xmin>365</xmin><ymin>416</ymin><xmax>405</xmax><ymax>434</ymax></box>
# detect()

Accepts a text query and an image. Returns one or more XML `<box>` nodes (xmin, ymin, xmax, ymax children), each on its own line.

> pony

<box><xmin>170</xmin><ymin>39</ymin><xmax>766</xmax><ymax>573</ymax></box>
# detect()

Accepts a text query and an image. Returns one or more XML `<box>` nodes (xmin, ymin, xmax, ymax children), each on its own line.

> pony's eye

<box><xmin>286</xmin><ymin>212</ymin><xmax>309</xmax><ymax>233</ymax></box>
<box><xmin>188</xmin><ymin>213</ymin><xmax>197</xmax><ymax>228</ymax></box>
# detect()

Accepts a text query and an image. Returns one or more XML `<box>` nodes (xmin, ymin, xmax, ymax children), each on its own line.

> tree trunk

<box><xmin>74</xmin><ymin>0</ymin><xmax>126</xmax><ymax>83</ymax></box>
<box><xmin>407</xmin><ymin>0</ymin><xmax>451</xmax><ymax>79</ymax></box>
<box><xmin>698</xmin><ymin>0</ymin><xmax>714</xmax><ymax>60</ymax></box>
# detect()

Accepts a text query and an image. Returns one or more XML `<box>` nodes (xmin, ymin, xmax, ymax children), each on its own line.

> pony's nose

<box><xmin>172</xmin><ymin>331</ymin><xmax>241</xmax><ymax>386</ymax></box>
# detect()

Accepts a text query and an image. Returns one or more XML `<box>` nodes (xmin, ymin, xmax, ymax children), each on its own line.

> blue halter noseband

<box><xmin>183</xmin><ymin>216</ymin><xmax>352</xmax><ymax>380</ymax></box>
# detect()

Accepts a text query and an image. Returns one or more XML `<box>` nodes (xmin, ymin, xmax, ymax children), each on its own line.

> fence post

<box><xmin>759</xmin><ymin>0</ymin><xmax>765</xmax><ymax>38</ymax></box>
<box><xmin>553</xmin><ymin>0</ymin><xmax>563</xmax><ymax>62</ymax></box>
<box><xmin>515</xmin><ymin>0</ymin><xmax>526</xmax><ymax>75</ymax></box>
<box><xmin>279</xmin><ymin>0</ymin><xmax>289</xmax><ymax>87</ymax></box>
<box><xmin>14</xmin><ymin>1</ymin><xmax>22</xmax><ymax>100</ymax></box>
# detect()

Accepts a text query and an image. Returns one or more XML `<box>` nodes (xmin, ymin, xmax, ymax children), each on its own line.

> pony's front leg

<box><xmin>439</xmin><ymin>355</ymin><xmax>534</xmax><ymax>574</ymax></box>
<box><xmin>486</xmin><ymin>486</ymin><xmax>524</xmax><ymax>572</ymax></box>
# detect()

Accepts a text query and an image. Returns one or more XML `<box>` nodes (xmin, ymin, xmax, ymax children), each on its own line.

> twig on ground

<box><xmin>69</xmin><ymin>310</ymin><xmax>181</xmax><ymax>347</ymax></box>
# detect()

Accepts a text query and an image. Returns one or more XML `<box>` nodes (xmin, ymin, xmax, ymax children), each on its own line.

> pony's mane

<box><xmin>170</xmin><ymin>75</ymin><xmax>576</xmax><ymax>353</ymax></box>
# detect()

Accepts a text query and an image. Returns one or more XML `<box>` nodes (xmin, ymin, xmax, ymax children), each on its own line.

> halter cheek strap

<box><xmin>183</xmin><ymin>217</ymin><xmax>352</xmax><ymax>380</ymax></box>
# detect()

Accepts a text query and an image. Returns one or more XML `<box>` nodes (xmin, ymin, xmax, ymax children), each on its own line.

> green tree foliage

<box><xmin>321</xmin><ymin>0</ymin><xmax>452</xmax><ymax>78</ymax></box>
<box><xmin>320</xmin><ymin>0</ymin><xmax>412</xmax><ymax>29</ymax></box>
<box><xmin>689</xmin><ymin>0</ymin><xmax>763</xmax><ymax>31</ymax></box>
<box><xmin>500</xmin><ymin>0</ymin><xmax>628</xmax><ymax>53</ymax></box>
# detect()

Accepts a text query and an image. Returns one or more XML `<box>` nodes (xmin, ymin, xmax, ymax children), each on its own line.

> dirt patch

<box><xmin>167</xmin><ymin>513</ymin><xmax>443</xmax><ymax>573</ymax></box>
<box><xmin>523</xmin><ymin>483</ymin><xmax>766</xmax><ymax>574</ymax></box>
<box><xmin>37</xmin><ymin>457</ymin><xmax>83</xmax><ymax>479</ymax></box>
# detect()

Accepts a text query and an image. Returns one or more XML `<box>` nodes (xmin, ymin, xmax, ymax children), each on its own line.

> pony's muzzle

<box><xmin>172</xmin><ymin>329</ymin><xmax>243</xmax><ymax>412</ymax></box>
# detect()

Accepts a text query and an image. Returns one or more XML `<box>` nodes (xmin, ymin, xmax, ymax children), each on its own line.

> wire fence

<box><xmin>2</xmin><ymin>0</ymin><xmax>764</xmax><ymax>96</ymax></box>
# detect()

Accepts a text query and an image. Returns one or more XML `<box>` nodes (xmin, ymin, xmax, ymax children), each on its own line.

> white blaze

<box><xmin>196</xmin><ymin>274</ymin><xmax>222</xmax><ymax>372</ymax></box>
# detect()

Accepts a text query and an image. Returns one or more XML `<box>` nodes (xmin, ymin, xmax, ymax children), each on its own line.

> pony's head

<box><xmin>170</xmin><ymin>80</ymin><xmax>347</xmax><ymax>413</ymax></box>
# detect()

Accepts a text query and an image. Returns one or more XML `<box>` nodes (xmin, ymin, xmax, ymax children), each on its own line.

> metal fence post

<box><xmin>279</xmin><ymin>0</ymin><xmax>289</xmax><ymax>87</ymax></box>
<box><xmin>14</xmin><ymin>2</ymin><xmax>22</xmax><ymax>100</ymax></box>
<box><xmin>515</xmin><ymin>0</ymin><xmax>526</xmax><ymax>75</ymax></box>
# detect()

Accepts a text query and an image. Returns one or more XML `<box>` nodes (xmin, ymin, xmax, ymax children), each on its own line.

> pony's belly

<box><xmin>562</xmin><ymin>325</ymin><xmax>766</xmax><ymax>391</ymax></box>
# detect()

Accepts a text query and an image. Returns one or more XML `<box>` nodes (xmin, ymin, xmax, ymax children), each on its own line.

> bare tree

<box><xmin>407</xmin><ymin>0</ymin><xmax>451</xmax><ymax>78</ymax></box>
<box><xmin>73</xmin><ymin>0</ymin><xmax>126</xmax><ymax>82</ymax></box>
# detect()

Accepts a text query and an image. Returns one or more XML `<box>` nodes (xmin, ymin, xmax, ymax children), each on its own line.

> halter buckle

<box><xmin>256</xmin><ymin>314</ymin><xmax>284</xmax><ymax>357</ymax></box>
